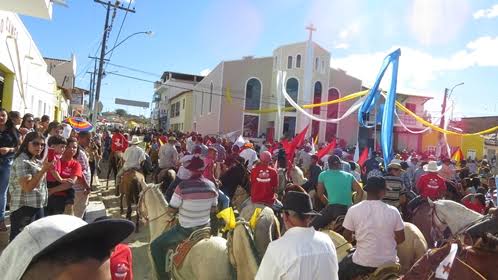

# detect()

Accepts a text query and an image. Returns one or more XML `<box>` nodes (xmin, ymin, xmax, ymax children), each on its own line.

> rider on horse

<box><xmin>339</xmin><ymin>176</ymin><xmax>405</xmax><ymax>280</ymax></box>
<box><xmin>157</xmin><ymin>136</ymin><xmax>179</xmax><ymax>181</ymax></box>
<box><xmin>116</xmin><ymin>136</ymin><xmax>146</xmax><ymax>190</ymax></box>
<box><xmin>150</xmin><ymin>155</ymin><xmax>218</xmax><ymax>279</ymax></box>
<box><xmin>250</xmin><ymin>151</ymin><xmax>282</xmax><ymax>211</ymax></box>
<box><xmin>111</xmin><ymin>128</ymin><xmax>128</xmax><ymax>154</ymax></box>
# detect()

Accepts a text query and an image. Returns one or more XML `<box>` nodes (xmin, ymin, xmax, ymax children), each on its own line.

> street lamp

<box><xmin>105</xmin><ymin>31</ymin><xmax>153</xmax><ymax>55</ymax></box>
<box><xmin>447</xmin><ymin>82</ymin><xmax>464</xmax><ymax>100</ymax></box>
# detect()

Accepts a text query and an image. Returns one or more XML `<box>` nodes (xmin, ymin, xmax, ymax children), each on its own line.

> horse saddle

<box><xmin>172</xmin><ymin>227</ymin><xmax>211</xmax><ymax>269</ymax></box>
<box><xmin>368</xmin><ymin>263</ymin><xmax>400</xmax><ymax>280</ymax></box>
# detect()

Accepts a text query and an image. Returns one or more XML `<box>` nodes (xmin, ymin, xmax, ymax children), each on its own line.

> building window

<box><xmin>321</xmin><ymin>60</ymin><xmax>325</xmax><ymax>73</ymax></box>
<box><xmin>313</xmin><ymin>81</ymin><xmax>322</xmax><ymax>115</ymax></box>
<box><xmin>201</xmin><ymin>89</ymin><xmax>204</xmax><ymax>115</ymax></box>
<box><xmin>315</xmin><ymin>57</ymin><xmax>319</xmax><ymax>71</ymax></box>
<box><xmin>183</xmin><ymin>99</ymin><xmax>185</xmax><ymax>109</ymax></box>
<box><xmin>287</xmin><ymin>56</ymin><xmax>293</xmax><ymax>69</ymax></box>
<box><xmin>296</xmin><ymin>55</ymin><xmax>301</xmax><ymax>68</ymax></box>
<box><xmin>285</xmin><ymin>78</ymin><xmax>299</xmax><ymax>111</ymax></box>
<box><xmin>274</xmin><ymin>56</ymin><xmax>278</xmax><ymax>68</ymax></box>
<box><xmin>243</xmin><ymin>115</ymin><xmax>259</xmax><ymax>138</ymax></box>
<box><xmin>245</xmin><ymin>78</ymin><xmax>262</xmax><ymax>110</ymax></box>
<box><xmin>209</xmin><ymin>82</ymin><xmax>213</xmax><ymax>113</ymax></box>
<box><xmin>405</xmin><ymin>103</ymin><xmax>416</xmax><ymax>113</ymax></box>
<box><xmin>326</xmin><ymin>88</ymin><xmax>339</xmax><ymax>141</ymax></box>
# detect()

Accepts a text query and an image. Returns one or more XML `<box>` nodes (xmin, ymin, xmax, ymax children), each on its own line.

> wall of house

<box><xmin>421</xmin><ymin>131</ymin><xmax>485</xmax><ymax>159</ymax></box>
<box><xmin>192</xmin><ymin>62</ymin><xmax>224</xmax><ymax>134</ymax></box>
<box><xmin>0</xmin><ymin>11</ymin><xmax>56</xmax><ymax>116</ymax></box>
<box><xmin>219</xmin><ymin>57</ymin><xmax>273</xmax><ymax>136</ymax></box>
<box><xmin>45</xmin><ymin>58</ymin><xmax>75</xmax><ymax>89</ymax></box>
<box><xmin>329</xmin><ymin>68</ymin><xmax>363</xmax><ymax>145</ymax></box>
<box><xmin>169</xmin><ymin>91</ymin><xmax>193</xmax><ymax>132</ymax></box>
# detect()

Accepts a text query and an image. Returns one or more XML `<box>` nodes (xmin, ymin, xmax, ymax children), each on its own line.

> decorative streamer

<box><xmin>281</xmin><ymin>72</ymin><xmax>365</xmax><ymax>123</ymax></box>
<box><xmin>358</xmin><ymin>48</ymin><xmax>401</xmax><ymax>167</ymax></box>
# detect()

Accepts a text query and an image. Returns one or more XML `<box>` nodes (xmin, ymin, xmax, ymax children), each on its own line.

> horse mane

<box><xmin>435</xmin><ymin>200</ymin><xmax>483</xmax><ymax>234</ymax></box>
<box><xmin>228</xmin><ymin>221</ymin><xmax>260</xmax><ymax>279</ymax></box>
<box><xmin>145</xmin><ymin>183</ymin><xmax>169</xmax><ymax>209</ymax></box>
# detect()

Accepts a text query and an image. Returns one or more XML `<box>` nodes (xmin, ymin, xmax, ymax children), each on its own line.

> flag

<box><xmin>451</xmin><ymin>147</ymin><xmax>463</xmax><ymax>162</ymax></box>
<box><xmin>234</xmin><ymin>135</ymin><xmax>245</xmax><ymax>147</ymax></box>
<box><xmin>316</xmin><ymin>140</ymin><xmax>336</xmax><ymax>160</ymax></box>
<box><xmin>225</xmin><ymin>83</ymin><xmax>232</xmax><ymax>104</ymax></box>
<box><xmin>287</xmin><ymin>125</ymin><xmax>309</xmax><ymax>160</ymax></box>
<box><xmin>358</xmin><ymin>147</ymin><xmax>370</xmax><ymax>167</ymax></box>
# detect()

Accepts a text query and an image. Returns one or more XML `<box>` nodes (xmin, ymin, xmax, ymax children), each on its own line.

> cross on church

<box><xmin>306</xmin><ymin>23</ymin><xmax>316</xmax><ymax>41</ymax></box>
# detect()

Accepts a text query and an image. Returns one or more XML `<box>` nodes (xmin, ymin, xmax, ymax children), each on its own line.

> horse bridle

<box><xmin>430</xmin><ymin>204</ymin><xmax>449</xmax><ymax>243</ymax></box>
<box><xmin>137</xmin><ymin>186</ymin><xmax>173</xmax><ymax>223</ymax></box>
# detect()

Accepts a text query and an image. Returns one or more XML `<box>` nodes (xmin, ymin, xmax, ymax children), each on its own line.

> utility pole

<box><xmin>440</xmin><ymin>88</ymin><xmax>448</xmax><ymax>129</ymax></box>
<box><xmin>92</xmin><ymin>0</ymin><xmax>135</xmax><ymax>123</ymax></box>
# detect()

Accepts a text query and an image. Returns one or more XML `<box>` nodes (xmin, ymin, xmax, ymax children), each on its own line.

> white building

<box><xmin>0</xmin><ymin>11</ymin><xmax>59</xmax><ymax>118</ymax></box>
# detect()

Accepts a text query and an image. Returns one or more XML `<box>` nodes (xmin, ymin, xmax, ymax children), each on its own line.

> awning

<box><xmin>0</xmin><ymin>0</ymin><xmax>53</xmax><ymax>20</ymax></box>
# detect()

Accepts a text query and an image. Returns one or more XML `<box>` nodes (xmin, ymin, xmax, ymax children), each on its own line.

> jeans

<box><xmin>217</xmin><ymin>189</ymin><xmax>230</xmax><ymax>210</ymax></box>
<box><xmin>338</xmin><ymin>253</ymin><xmax>376</xmax><ymax>280</ymax></box>
<box><xmin>9</xmin><ymin>206</ymin><xmax>44</xmax><ymax>242</ymax></box>
<box><xmin>0</xmin><ymin>158</ymin><xmax>13</xmax><ymax>223</ymax></box>
<box><xmin>310</xmin><ymin>204</ymin><xmax>348</xmax><ymax>230</ymax></box>
<box><xmin>151</xmin><ymin>224</ymin><xmax>207</xmax><ymax>279</ymax></box>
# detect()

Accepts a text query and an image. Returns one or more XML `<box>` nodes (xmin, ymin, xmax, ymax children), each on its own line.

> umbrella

<box><xmin>64</xmin><ymin>117</ymin><xmax>93</xmax><ymax>132</ymax></box>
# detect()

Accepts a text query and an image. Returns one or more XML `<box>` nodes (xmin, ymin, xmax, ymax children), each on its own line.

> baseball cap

<box><xmin>0</xmin><ymin>215</ymin><xmax>134</xmax><ymax>280</ymax></box>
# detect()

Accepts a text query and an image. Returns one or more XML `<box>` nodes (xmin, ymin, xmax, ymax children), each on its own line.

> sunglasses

<box><xmin>30</xmin><ymin>141</ymin><xmax>46</xmax><ymax>147</ymax></box>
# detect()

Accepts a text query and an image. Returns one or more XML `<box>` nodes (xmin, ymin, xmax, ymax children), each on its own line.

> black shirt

<box><xmin>0</xmin><ymin>127</ymin><xmax>19</xmax><ymax>159</ymax></box>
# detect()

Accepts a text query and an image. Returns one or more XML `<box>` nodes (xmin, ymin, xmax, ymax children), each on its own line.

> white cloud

<box><xmin>331</xmin><ymin>36</ymin><xmax>498</xmax><ymax>93</ymax></box>
<box><xmin>339</xmin><ymin>22</ymin><xmax>360</xmax><ymax>39</ymax></box>
<box><xmin>473</xmin><ymin>4</ymin><xmax>498</xmax><ymax>19</ymax></box>
<box><xmin>200</xmin><ymin>68</ymin><xmax>211</xmax><ymax>76</ymax></box>
<box><xmin>334</xmin><ymin>43</ymin><xmax>349</xmax><ymax>49</ymax></box>
<box><xmin>408</xmin><ymin>0</ymin><xmax>470</xmax><ymax>45</ymax></box>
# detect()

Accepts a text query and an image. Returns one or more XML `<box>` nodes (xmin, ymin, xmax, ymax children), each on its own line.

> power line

<box><xmin>105</xmin><ymin>0</ymin><xmax>133</xmax><ymax>65</ymax></box>
<box><xmin>105</xmin><ymin>62</ymin><xmax>160</xmax><ymax>77</ymax></box>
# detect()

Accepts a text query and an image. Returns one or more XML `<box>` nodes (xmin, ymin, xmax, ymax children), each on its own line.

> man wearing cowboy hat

<box><xmin>116</xmin><ymin>136</ymin><xmax>147</xmax><ymax>189</ymax></box>
<box><xmin>256</xmin><ymin>191</ymin><xmax>338</xmax><ymax>280</ymax></box>
<box><xmin>416</xmin><ymin>160</ymin><xmax>447</xmax><ymax>200</ymax></box>
<box><xmin>158</xmin><ymin>136</ymin><xmax>179</xmax><ymax>175</ymax></box>
<box><xmin>382</xmin><ymin>161</ymin><xmax>407</xmax><ymax>209</ymax></box>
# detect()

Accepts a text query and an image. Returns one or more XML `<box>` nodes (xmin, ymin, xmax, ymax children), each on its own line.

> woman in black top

<box><xmin>0</xmin><ymin>108</ymin><xmax>20</xmax><ymax>231</ymax></box>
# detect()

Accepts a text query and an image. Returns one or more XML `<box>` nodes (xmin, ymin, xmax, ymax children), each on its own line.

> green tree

<box><xmin>115</xmin><ymin>109</ymin><xmax>127</xmax><ymax>117</ymax></box>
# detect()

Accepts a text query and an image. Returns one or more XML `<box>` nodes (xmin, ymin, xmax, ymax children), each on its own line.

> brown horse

<box><xmin>402</xmin><ymin>241</ymin><xmax>497</xmax><ymax>280</ymax></box>
<box><xmin>107</xmin><ymin>151</ymin><xmax>124</xmax><ymax>190</ymax></box>
<box><xmin>120</xmin><ymin>169</ymin><xmax>146</xmax><ymax>232</ymax></box>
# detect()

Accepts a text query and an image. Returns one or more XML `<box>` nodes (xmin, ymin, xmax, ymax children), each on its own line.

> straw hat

<box><xmin>423</xmin><ymin>161</ymin><xmax>442</xmax><ymax>172</ymax></box>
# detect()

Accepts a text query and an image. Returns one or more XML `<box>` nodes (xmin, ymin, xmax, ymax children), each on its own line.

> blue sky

<box><xmin>22</xmin><ymin>0</ymin><xmax>498</xmax><ymax>117</ymax></box>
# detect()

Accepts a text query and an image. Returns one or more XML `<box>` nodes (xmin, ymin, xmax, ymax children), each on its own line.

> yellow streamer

<box><xmin>244</xmin><ymin>90</ymin><xmax>369</xmax><ymax>114</ymax></box>
<box><xmin>244</xmin><ymin>88</ymin><xmax>497</xmax><ymax>136</ymax></box>
<box><xmin>225</xmin><ymin>82</ymin><xmax>232</xmax><ymax>104</ymax></box>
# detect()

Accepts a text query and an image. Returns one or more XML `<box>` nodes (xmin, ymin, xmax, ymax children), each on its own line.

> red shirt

<box><xmin>417</xmin><ymin>173</ymin><xmax>447</xmax><ymax>200</ymax></box>
<box><xmin>463</xmin><ymin>199</ymin><xmax>485</xmax><ymax>214</ymax></box>
<box><xmin>53</xmin><ymin>159</ymin><xmax>82</xmax><ymax>196</ymax></box>
<box><xmin>112</xmin><ymin>133</ymin><xmax>129</xmax><ymax>152</ymax></box>
<box><xmin>250</xmin><ymin>164</ymin><xmax>278</xmax><ymax>206</ymax></box>
<box><xmin>110</xmin><ymin>244</ymin><xmax>133</xmax><ymax>280</ymax></box>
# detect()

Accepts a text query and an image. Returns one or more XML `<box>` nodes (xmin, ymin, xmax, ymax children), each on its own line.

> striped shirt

<box><xmin>170</xmin><ymin>176</ymin><xmax>218</xmax><ymax>228</ymax></box>
<box><xmin>9</xmin><ymin>153</ymin><xmax>48</xmax><ymax>211</ymax></box>
<box><xmin>382</xmin><ymin>175</ymin><xmax>406</xmax><ymax>209</ymax></box>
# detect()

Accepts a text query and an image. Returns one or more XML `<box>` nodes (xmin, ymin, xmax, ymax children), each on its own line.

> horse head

<box><xmin>220</xmin><ymin>159</ymin><xmax>251</xmax><ymax>199</ymax></box>
<box><xmin>138</xmin><ymin>183</ymin><xmax>173</xmax><ymax>241</ymax></box>
<box><xmin>428</xmin><ymin>199</ymin><xmax>484</xmax><ymax>236</ymax></box>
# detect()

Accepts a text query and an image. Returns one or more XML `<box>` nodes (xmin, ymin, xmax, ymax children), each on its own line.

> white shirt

<box><xmin>239</xmin><ymin>148</ymin><xmax>258</xmax><ymax>169</ymax></box>
<box><xmin>158</xmin><ymin>143</ymin><xmax>178</xmax><ymax>169</ymax></box>
<box><xmin>123</xmin><ymin>145</ymin><xmax>146</xmax><ymax>170</ymax></box>
<box><xmin>343</xmin><ymin>200</ymin><xmax>404</xmax><ymax>268</ymax></box>
<box><xmin>256</xmin><ymin>227</ymin><xmax>338</xmax><ymax>280</ymax></box>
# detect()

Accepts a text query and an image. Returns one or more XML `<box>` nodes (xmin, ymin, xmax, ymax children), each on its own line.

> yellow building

<box><xmin>169</xmin><ymin>90</ymin><xmax>193</xmax><ymax>132</ymax></box>
<box><xmin>421</xmin><ymin>130</ymin><xmax>485</xmax><ymax>159</ymax></box>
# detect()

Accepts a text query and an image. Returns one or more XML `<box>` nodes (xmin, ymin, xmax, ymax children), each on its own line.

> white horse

<box><xmin>138</xmin><ymin>183</ymin><xmax>233</xmax><ymax>280</ymax></box>
<box><xmin>428</xmin><ymin>199</ymin><xmax>484</xmax><ymax>237</ymax></box>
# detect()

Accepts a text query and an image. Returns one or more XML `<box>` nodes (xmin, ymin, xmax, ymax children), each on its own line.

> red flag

<box><xmin>316</xmin><ymin>140</ymin><xmax>336</xmax><ymax>160</ymax></box>
<box><xmin>357</xmin><ymin>147</ymin><xmax>369</xmax><ymax>167</ymax></box>
<box><xmin>287</xmin><ymin>125</ymin><xmax>309</xmax><ymax>161</ymax></box>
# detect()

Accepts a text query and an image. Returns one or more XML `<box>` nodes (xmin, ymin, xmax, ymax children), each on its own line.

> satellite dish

<box><xmin>51</xmin><ymin>0</ymin><xmax>69</xmax><ymax>7</ymax></box>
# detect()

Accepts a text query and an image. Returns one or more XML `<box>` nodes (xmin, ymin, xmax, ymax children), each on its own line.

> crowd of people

<box><xmin>1</xmin><ymin>106</ymin><xmax>497</xmax><ymax>279</ymax></box>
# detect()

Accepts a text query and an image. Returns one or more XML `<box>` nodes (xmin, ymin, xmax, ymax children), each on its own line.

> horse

<box><xmin>397</xmin><ymin>222</ymin><xmax>428</xmax><ymax>274</ymax></box>
<box><xmin>219</xmin><ymin>160</ymin><xmax>250</xmax><ymax>201</ymax></box>
<box><xmin>227</xmin><ymin>220</ymin><xmax>260</xmax><ymax>280</ymax></box>
<box><xmin>428</xmin><ymin>199</ymin><xmax>484</xmax><ymax>243</ymax></box>
<box><xmin>402</xmin><ymin>241</ymin><xmax>497</xmax><ymax>280</ymax></box>
<box><xmin>107</xmin><ymin>151</ymin><xmax>124</xmax><ymax>190</ymax></box>
<box><xmin>138</xmin><ymin>183</ymin><xmax>233</xmax><ymax>280</ymax></box>
<box><xmin>238</xmin><ymin>200</ymin><xmax>281</xmax><ymax>259</ymax></box>
<box><xmin>120</xmin><ymin>169</ymin><xmax>147</xmax><ymax>232</ymax></box>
